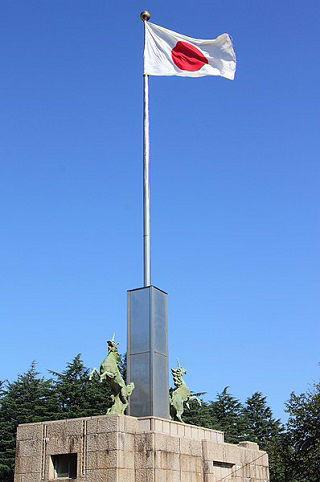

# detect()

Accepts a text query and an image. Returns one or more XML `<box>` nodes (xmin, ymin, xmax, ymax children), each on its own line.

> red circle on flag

<box><xmin>172</xmin><ymin>41</ymin><xmax>208</xmax><ymax>71</ymax></box>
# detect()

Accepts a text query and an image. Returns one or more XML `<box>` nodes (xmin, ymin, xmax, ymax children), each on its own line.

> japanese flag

<box><xmin>144</xmin><ymin>22</ymin><xmax>236</xmax><ymax>80</ymax></box>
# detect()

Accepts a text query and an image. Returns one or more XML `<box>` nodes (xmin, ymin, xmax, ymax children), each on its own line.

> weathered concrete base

<box><xmin>14</xmin><ymin>415</ymin><xmax>269</xmax><ymax>481</ymax></box>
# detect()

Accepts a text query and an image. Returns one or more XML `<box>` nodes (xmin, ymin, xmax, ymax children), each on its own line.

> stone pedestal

<box><xmin>14</xmin><ymin>415</ymin><xmax>269</xmax><ymax>481</ymax></box>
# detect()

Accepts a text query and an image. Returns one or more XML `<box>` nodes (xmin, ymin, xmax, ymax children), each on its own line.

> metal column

<box><xmin>127</xmin><ymin>286</ymin><xmax>169</xmax><ymax>418</ymax></box>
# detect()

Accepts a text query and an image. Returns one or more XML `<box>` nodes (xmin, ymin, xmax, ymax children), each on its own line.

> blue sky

<box><xmin>0</xmin><ymin>0</ymin><xmax>319</xmax><ymax>421</ymax></box>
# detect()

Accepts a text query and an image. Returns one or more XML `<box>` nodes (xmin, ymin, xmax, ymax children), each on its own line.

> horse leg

<box><xmin>100</xmin><ymin>370</ymin><xmax>115</xmax><ymax>382</ymax></box>
<box><xmin>175</xmin><ymin>401</ymin><xmax>184</xmax><ymax>422</ymax></box>
<box><xmin>89</xmin><ymin>368</ymin><xmax>99</xmax><ymax>380</ymax></box>
<box><xmin>176</xmin><ymin>410</ymin><xmax>183</xmax><ymax>423</ymax></box>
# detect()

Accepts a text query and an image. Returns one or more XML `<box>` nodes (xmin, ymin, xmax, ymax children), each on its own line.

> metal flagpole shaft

<box><xmin>143</xmin><ymin>73</ymin><xmax>151</xmax><ymax>286</ymax></box>
<box><xmin>141</xmin><ymin>11</ymin><xmax>151</xmax><ymax>287</ymax></box>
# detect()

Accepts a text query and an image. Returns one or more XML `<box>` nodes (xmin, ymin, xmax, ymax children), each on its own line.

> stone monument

<box><xmin>14</xmin><ymin>415</ymin><xmax>269</xmax><ymax>481</ymax></box>
<box><xmin>14</xmin><ymin>341</ymin><xmax>270</xmax><ymax>481</ymax></box>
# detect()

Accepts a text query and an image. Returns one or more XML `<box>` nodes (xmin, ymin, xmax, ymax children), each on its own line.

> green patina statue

<box><xmin>169</xmin><ymin>360</ymin><xmax>201</xmax><ymax>422</ymax></box>
<box><xmin>89</xmin><ymin>335</ymin><xmax>134</xmax><ymax>415</ymax></box>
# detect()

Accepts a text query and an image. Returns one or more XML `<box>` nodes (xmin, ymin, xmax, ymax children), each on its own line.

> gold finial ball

<box><xmin>140</xmin><ymin>11</ymin><xmax>151</xmax><ymax>22</ymax></box>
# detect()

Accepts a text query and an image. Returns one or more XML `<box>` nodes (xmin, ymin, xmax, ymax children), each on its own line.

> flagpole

<box><xmin>127</xmin><ymin>11</ymin><xmax>169</xmax><ymax>421</ymax></box>
<box><xmin>143</xmin><ymin>72</ymin><xmax>151</xmax><ymax>286</ymax></box>
<box><xmin>141</xmin><ymin>11</ymin><xmax>151</xmax><ymax>287</ymax></box>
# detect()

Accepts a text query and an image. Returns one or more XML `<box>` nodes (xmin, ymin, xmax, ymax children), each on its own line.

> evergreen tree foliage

<box><xmin>49</xmin><ymin>354</ymin><xmax>112</xmax><ymax>419</ymax></box>
<box><xmin>242</xmin><ymin>392</ymin><xmax>285</xmax><ymax>482</ymax></box>
<box><xmin>181</xmin><ymin>392</ymin><xmax>212</xmax><ymax>428</ymax></box>
<box><xmin>0</xmin><ymin>380</ymin><xmax>5</xmax><ymax>398</ymax></box>
<box><xmin>284</xmin><ymin>381</ymin><xmax>320</xmax><ymax>482</ymax></box>
<box><xmin>0</xmin><ymin>363</ymin><xmax>58</xmax><ymax>481</ymax></box>
<box><xmin>208</xmin><ymin>387</ymin><xmax>246</xmax><ymax>443</ymax></box>
<box><xmin>242</xmin><ymin>391</ymin><xmax>283</xmax><ymax>449</ymax></box>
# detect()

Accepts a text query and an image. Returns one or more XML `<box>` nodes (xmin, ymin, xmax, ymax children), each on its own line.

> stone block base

<box><xmin>14</xmin><ymin>415</ymin><xmax>269</xmax><ymax>481</ymax></box>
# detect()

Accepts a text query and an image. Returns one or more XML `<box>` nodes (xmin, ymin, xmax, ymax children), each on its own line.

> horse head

<box><xmin>171</xmin><ymin>362</ymin><xmax>187</xmax><ymax>388</ymax></box>
<box><xmin>107</xmin><ymin>338</ymin><xmax>121</xmax><ymax>362</ymax></box>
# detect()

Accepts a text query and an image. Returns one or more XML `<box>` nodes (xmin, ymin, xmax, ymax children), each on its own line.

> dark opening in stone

<box><xmin>51</xmin><ymin>453</ymin><xmax>77</xmax><ymax>479</ymax></box>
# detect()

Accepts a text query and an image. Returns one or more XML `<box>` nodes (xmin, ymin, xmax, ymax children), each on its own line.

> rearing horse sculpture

<box><xmin>169</xmin><ymin>360</ymin><xmax>201</xmax><ymax>422</ymax></box>
<box><xmin>89</xmin><ymin>335</ymin><xmax>134</xmax><ymax>415</ymax></box>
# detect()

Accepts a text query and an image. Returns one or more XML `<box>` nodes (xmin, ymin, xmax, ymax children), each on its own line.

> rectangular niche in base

<box><xmin>50</xmin><ymin>453</ymin><xmax>77</xmax><ymax>480</ymax></box>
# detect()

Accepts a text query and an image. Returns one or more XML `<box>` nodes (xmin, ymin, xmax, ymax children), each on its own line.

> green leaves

<box><xmin>242</xmin><ymin>392</ymin><xmax>283</xmax><ymax>448</ymax></box>
<box><xmin>208</xmin><ymin>387</ymin><xmax>248</xmax><ymax>443</ymax></box>
<box><xmin>284</xmin><ymin>382</ymin><xmax>320</xmax><ymax>481</ymax></box>
<box><xmin>0</xmin><ymin>362</ymin><xmax>58</xmax><ymax>481</ymax></box>
<box><xmin>49</xmin><ymin>354</ymin><xmax>112</xmax><ymax>419</ymax></box>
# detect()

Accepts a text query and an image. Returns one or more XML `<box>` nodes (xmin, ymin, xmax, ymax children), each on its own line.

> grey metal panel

<box><xmin>151</xmin><ymin>287</ymin><xmax>168</xmax><ymax>355</ymax></box>
<box><xmin>129</xmin><ymin>352</ymin><xmax>151</xmax><ymax>416</ymax></box>
<box><xmin>127</xmin><ymin>286</ymin><xmax>169</xmax><ymax>418</ymax></box>
<box><xmin>128</xmin><ymin>288</ymin><xmax>150</xmax><ymax>354</ymax></box>
<box><xmin>153</xmin><ymin>352</ymin><xmax>169</xmax><ymax>418</ymax></box>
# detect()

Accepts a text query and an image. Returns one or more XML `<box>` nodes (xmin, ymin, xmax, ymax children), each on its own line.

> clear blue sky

<box><xmin>0</xmin><ymin>1</ymin><xmax>319</xmax><ymax>421</ymax></box>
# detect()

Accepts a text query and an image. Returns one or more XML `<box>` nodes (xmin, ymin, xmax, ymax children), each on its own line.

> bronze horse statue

<box><xmin>170</xmin><ymin>361</ymin><xmax>201</xmax><ymax>422</ymax></box>
<box><xmin>89</xmin><ymin>335</ymin><xmax>134</xmax><ymax>415</ymax></box>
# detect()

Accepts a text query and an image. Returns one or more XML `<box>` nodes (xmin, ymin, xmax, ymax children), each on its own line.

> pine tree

<box><xmin>50</xmin><ymin>354</ymin><xmax>113</xmax><ymax>419</ymax></box>
<box><xmin>284</xmin><ymin>381</ymin><xmax>320</xmax><ymax>482</ymax></box>
<box><xmin>208</xmin><ymin>387</ymin><xmax>246</xmax><ymax>443</ymax></box>
<box><xmin>181</xmin><ymin>392</ymin><xmax>212</xmax><ymax>428</ymax></box>
<box><xmin>242</xmin><ymin>392</ymin><xmax>286</xmax><ymax>481</ymax></box>
<box><xmin>0</xmin><ymin>363</ymin><xmax>58</xmax><ymax>481</ymax></box>
<box><xmin>242</xmin><ymin>392</ymin><xmax>283</xmax><ymax>449</ymax></box>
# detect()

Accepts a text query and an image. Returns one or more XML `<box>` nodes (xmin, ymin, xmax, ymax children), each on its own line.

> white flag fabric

<box><xmin>144</xmin><ymin>22</ymin><xmax>236</xmax><ymax>80</ymax></box>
